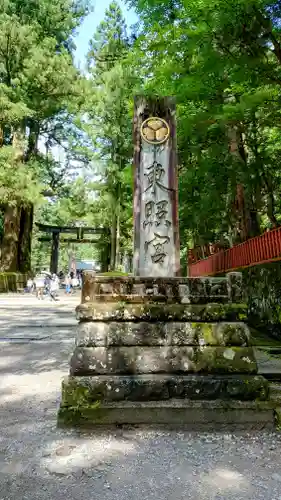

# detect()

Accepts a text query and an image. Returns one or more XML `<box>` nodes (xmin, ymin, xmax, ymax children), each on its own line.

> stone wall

<box><xmin>0</xmin><ymin>272</ymin><xmax>28</xmax><ymax>292</ymax></box>
<box><xmin>242</xmin><ymin>262</ymin><xmax>281</xmax><ymax>334</ymax></box>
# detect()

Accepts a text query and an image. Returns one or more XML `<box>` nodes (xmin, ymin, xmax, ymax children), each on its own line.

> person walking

<box><xmin>71</xmin><ymin>274</ymin><xmax>79</xmax><ymax>290</ymax></box>
<box><xmin>34</xmin><ymin>273</ymin><xmax>45</xmax><ymax>300</ymax></box>
<box><xmin>50</xmin><ymin>273</ymin><xmax>59</xmax><ymax>301</ymax></box>
<box><xmin>65</xmin><ymin>274</ymin><xmax>72</xmax><ymax>295</ymax></box>
<box><xmin>26</xmin><ymin>278</ymin><xmax>34</xmax><ymax>294</ymax></box>
<box><xmin>78</xmin><ymin>270</ymin><xmax>82</xmax><ymax>289</ymax></box>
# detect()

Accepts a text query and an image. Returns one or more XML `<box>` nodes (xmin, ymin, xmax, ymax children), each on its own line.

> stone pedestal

<box><xmin>58</xmin><ymin>272</ymin><xmax>274</xmax><ymax>428</ymax></box>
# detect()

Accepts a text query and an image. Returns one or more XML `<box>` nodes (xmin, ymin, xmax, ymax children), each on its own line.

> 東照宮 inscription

<box><xmin>133</xmin><ymin>98</ymin><xmax>180</xmax><ymax>277</ymax></box>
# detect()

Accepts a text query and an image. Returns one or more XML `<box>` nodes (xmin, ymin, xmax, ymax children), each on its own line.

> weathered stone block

<box><xmin>183</xmin><ymin>322</ymin><xmax>250</xmax><ymax>347</ymax></box>
<box><xmin>81</xmin><ymin>274</ymin><xmax>235</xmax><ymax>305</ymax></box>
<box><xmin>274</xmin><ymin>407</ymin><xmax>281</xmax><ymax>429</ymax></box>
<box><xmin>196</xmin><ymin>346</ymin><xmax>257</xmax><ymax>373</ymax></box>
<box><xmin>60</xmin><ymin>374</ymin><xmax>269</xmax><ymax>406</ymax></box>
<box><xmin>227</xmin><ymin>272</ymin><xmax>243</xmax><ymax>302</ymax></box>
<box><xmin>226</xmin><ymin>375</ymin><xmax>269</xmax><ymax>400</ymax></box>
<box><xmin>70</xmin><ymin>345</ymin><xmax>257</xmax><ymax>376</ymax></box>
<box><xmin>57</xmin><ymin>399</ymin><xmax>275</xmax><ymax>429</ymax></box>
<box><xmin>75</xmin><ymin>321</ymin><xmax>250</xmax><ymax>347</ymax></box>
<box><xmin>76</xmin><ymin>302</ymin><xmax>247</xmax><ymax>323</ymax></box>
<box><xmin>70</xmin><ymin>346</ymin><xmax>196</xmax><ymax>375</ymax></box>
<box><xmin>75</xmin><ymin>321</ymin><xmax>197</xmax><ymax>347</ymax></box>
<box><xmin>203</xmin><ymin>322</ymin><xmax>250</xmax><ymax>346</ymax></box>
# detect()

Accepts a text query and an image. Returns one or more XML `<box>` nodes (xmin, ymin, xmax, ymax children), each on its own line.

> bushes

<box><xmin>0</xmin><ymin>272</ymin><xmax>29</xmax><ymax>292</ymax></box>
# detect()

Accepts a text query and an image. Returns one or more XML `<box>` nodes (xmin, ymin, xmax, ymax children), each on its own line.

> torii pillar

<box><xmin>50</xmin><ymin>231</ymin><xmax>60</xmax><ymax>274</ymax></box>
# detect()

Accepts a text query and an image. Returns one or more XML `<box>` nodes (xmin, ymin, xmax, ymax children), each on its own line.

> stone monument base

<box><xmin>58</xmin><ymin>397</ymin><xmax>277</xmax><ymax>430</ymax></box>
<box><xmin>58</xmin><ymin>273</ymin><xmax>278</xmax><ymax>429</ymax></box>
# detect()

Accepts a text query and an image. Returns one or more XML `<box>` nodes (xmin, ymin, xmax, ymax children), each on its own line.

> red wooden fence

<box><xmin>188</xmin><ymin>226</ymin><xmax>281</xmax><ymax>277</ymax></box>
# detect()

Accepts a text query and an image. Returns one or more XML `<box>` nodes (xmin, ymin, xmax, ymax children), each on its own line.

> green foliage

<box><xmin>0</xmin><ymin>0</ymin><xmax>89</xmax><ymax>205</ymax></box>
<box><xmin>0</xmin><ymin>0</ymin><xmax>90</xmax><ymax>272</ymax></box>
<box><xmin>80</xmin><ymin>1</ymin><xmax>134</xmax><ymax>269</ymax></box>
<box><xmin>31</xmin><ymin>177</ymin><xmax>104</xmax><ymax>272</ymax></box>
<box><xmin>127</xmin><ymin>0</ymin><xmax>281</xmax><ymax>254</ymax></box>
<box><xmin>3</xmin><ymin>0</ymin><xmax>281</xmax><ymax>276</ymax></box>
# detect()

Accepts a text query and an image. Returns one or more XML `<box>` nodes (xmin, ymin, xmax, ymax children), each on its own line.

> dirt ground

<box><xmin>1</xmin><ymin>294</ymin><xmax>281</xmax><ymax>500</ymax></box>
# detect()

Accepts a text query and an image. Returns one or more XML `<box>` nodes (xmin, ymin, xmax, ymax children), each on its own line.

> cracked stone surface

<box><xmin>1</xmin><ymin>294</ymin><xmax>281</xmax><ymax>499</ymax></box>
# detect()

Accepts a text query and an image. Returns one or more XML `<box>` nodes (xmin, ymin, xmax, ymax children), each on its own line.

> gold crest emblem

<box><xmin>140</xmin><ymin>117</ymin><xmax>170</xmax><ymax>145</ymax></box>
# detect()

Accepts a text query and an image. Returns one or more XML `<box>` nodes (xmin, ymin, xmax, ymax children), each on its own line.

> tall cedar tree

<box><xmin>85</xmin><ymin>1</ymin><xmax>133</xmax><ymax>270</ymax></box>
<box><xmin>127</xmin><ymin>0</ymin><xmax>281</xmax><ymax>261</ymax></box>
<box><xmin>0</xmin><ymin>0</ymin><xmax>88</xmax><ymax>272</ymax></box>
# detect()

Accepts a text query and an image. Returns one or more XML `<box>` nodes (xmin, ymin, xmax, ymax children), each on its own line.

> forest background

<box><xmin>1</xmin><ymin>0</ymin><xmax>281</xmax><ymax>275</ymax></box>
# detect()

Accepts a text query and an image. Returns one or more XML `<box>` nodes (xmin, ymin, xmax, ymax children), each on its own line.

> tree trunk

<box><xmin>115</xmin><ymin>202</ymin><xmax>120</xmax><ymax>269</ymax></box>
<box><xmin>267</xmin><ymin>195</ymin><xmax>278</xmax><ymax>228</ymax></box>
<box><xmin>254</xmin><ymin>8</ymin><xmax>281</xmax><ymax>66</ymax></box>
<box><xmin>25</xmin><ymin>120</ymin><xmax>39</xmax><ymax>161</ymax></box>
<box><xmin>110</xmin><ymin>212</ymin><xmax>117</xmax><ymax>270</ymax></box>
<box><xmin>0</xmin><ymin>205</ymin><xmax>21</xmax><ymax>271</ymax></box>
<box><xmin>100</xmin><ymin>241</ymin><xmax>110</xmax><ymax>273</ymax></box>
<box><xmin>18</xmin><ymin>204</ymin><xmax>34</xmax><ymax>273</ymax></box>
<box><xmin>228</xmin><ymin>125</ymin><xmax>260</xmax><ymax>240</ymax></box>
<box><xmin>0</xmin><ymin>122</ymin><xmax>35</xmax><ymax>273</ymax></box>
<box><xmin>235</xmin><ymin>183</ymin><xmax>248</xmax><ymax>242</ymax></box>
<box><xmin>12</xmin><ymin>126</ymin><xmax>26</xmax><ymax>161</ymax></box>
<box><xmin>247</xmin><ymin>209</ymin><xmax>260</xmax><ymax>238</ymax></box>
<box><xmin>262</xmin><ymin>173</ymin><xmax>279</xmax><ymax>228</ymax></box>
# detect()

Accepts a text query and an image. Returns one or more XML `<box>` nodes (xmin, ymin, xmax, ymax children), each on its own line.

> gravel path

<box><xmin>1</xmin><ymin>295</ymin><xmax>281</xmax><ymax>500</ymax></box>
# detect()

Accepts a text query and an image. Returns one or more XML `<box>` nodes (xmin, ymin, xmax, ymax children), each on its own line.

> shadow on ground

<box><xmin>1</xmin><ymin>374</ymin><xmax>281</xmax><ymax>500</ymax></box>
<box><xmin>1</xmin><ymin>297</ymin><xmax>281</xmax><ymax>499</ymax></box>
<box><xmin>0</xmin><ymin>338</ymin><xmax>281</xmax><ymax>499</ymax></box>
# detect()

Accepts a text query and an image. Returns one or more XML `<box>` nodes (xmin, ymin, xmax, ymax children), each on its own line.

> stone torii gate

<box><xmin>36</xmin><ymin>223</ymin><xmax>110</xmax><ymax>274</ymax></box>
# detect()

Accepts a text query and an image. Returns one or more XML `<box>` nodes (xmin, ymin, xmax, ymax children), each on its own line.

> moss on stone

<box><xmin>61</xmin><ymin>377</ymin><xmax>109</xmax><ymax>406</ymax></box>
<box><xmin>57</xmin><ymin>398</ymin><xmax>275</xmax><ymax>428</ymax></box>
<box><xmin>61</xmin><ymin>381</ymin><xmax>89</xmax><ymax>406</ymax></box>
<box><xmin>58</xmin><ymin>402</ymin><xmax>104</xmax><ymax>427</ymax></box>
<box><xmin>59</xmin><ymin>378</ymin><xmax>104</xmax><ymax>427</ymax></box>
<box><xmin>195</xmin><ymin>346</ymin><xmax>257</xmax><ymax>373</ymax></box>
<box><xmin>76</xmin><ymin>302</ymin><xmax>248</xmax><ymax>322</ymax></box>
<box><xmin>219</xmin><ymin>323</ymin><xmax>249</xmax><ymax>346</ymax></box>
<box><xmin>274</xmin><ymin>407</ymin><xmax>281</xmax><ymax>430</ymax></box>
<box><xmin>250</xmin><ymin>328</ymin><xmax>281</xmax><ymax>347</ymax></box>
<box><xmin>192</xmin><ymin>323</ymin><xmax>216</xmax><ymax>345</ymax></box>
<box><xmin>239</xmin><ymin>313</ymin><xmax>247</xmax><ymax>320</ymax></box>
<box><xmin>202</xmin><ymin>324</ymin><xmax>216</xmax><ymax>344</ymax></box>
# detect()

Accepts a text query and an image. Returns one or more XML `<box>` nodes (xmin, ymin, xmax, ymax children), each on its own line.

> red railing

<box><xmin>188</xmin><ymin>226</ymin><xmax>281</xmax><ymax>277</ymax></box>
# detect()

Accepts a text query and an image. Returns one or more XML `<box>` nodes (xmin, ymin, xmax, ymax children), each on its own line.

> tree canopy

<box><xmin>1</xmin><ymin>0</ymin><xmax>281</xmax><ymax>273</ymax></box>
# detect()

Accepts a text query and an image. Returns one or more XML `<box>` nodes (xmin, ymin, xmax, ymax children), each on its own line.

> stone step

<box><xmin>70</xmin><ymin>345</ymin><xmax>258</xmax><ymax>376</ymax></box>
<box><xmin>81</xmin><ymin>273</ymin><xmax>241</xmax><ymax>305</ymax></box>
<box><xmin>75</xmin><ymin>321</ymin><xmax>250</xmax><ymax>348</ymax></box>
<box><xmin>58</xmin><ymin>398</ymin><xmax>278</xmax><ymax>430</ymax></box>
<box><xmin>76</xmin><ymin>302</ymin><xmax>247</xmax><ymax>323</ymax></box>
<box><xmin>269</xmin><ymin>382</ymin><xmax>281</xmax><ymax>402</ymax></box>
<box><xmin>261</xmin><ymin>373</ymin><xmax>281</xmax><ymax>381</ymax></box>
<box><xmin>61</xmin><ymin>374</ymin><xmax>269</xmax><ymax>406</ymax></box>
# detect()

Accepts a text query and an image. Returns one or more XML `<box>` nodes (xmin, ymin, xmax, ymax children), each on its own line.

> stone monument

<box><xmin>133</xmin><ymin>97</ymin><xmax>179</xmax><ymax>277</ymax></box>
<box><xmin>58</xmin><ymin>96</ymin><xmax>276</xmax><ymax>429</ymax></box>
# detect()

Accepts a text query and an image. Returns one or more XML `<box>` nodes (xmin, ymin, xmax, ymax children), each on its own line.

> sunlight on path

<box><xmin>0</xmin><ymin>295</ymin><xmax>281</xmax><ymax>500</ymax></box>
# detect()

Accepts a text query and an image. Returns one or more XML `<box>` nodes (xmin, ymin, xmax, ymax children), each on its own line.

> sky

<box><xmin>40</xmin><ymin>1</ymin><xmax>138</xmax><ymax>165</ymax></box>
<box><xmin>74</xmin><ymin>0</ymin><xmax>139</xmax><ymax>68</ymax></box>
